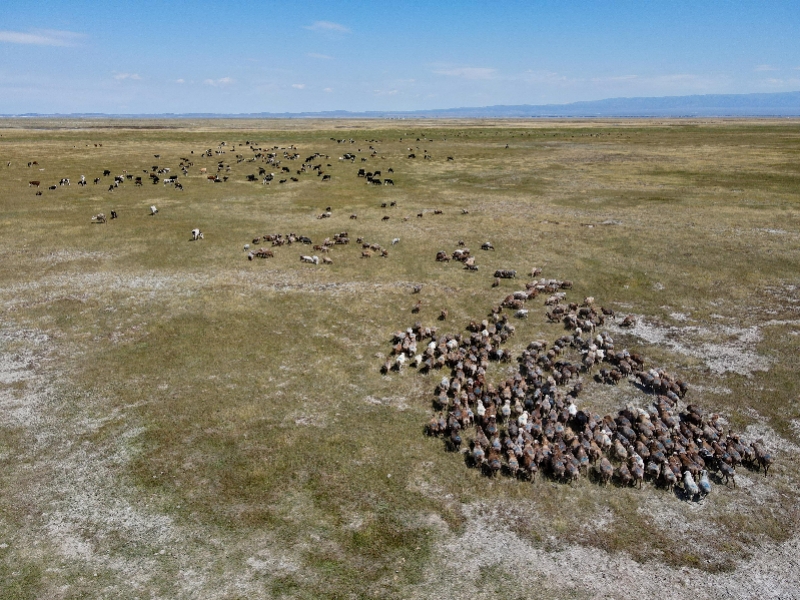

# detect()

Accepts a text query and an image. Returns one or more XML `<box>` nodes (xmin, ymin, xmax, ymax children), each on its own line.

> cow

<box><xmin>28</xmin><ymin>181</ymin><xmax>40</xmax><ymax>187</ymax></box>
<box><xmin>191</xmin><ymin>228</ymin><xmax>204</xmax><ymax>241</ymax></box>
<box><xmin>103</xmin><ymin>169</ymin><xmax>111</xmax><ymax>176</ymax></box>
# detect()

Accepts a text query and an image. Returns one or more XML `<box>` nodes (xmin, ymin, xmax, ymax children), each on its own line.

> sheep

<box><xmin>698</xmin><ymin>469</ymin><xmax>712</xmax><ymax>496</ymax></box>
<box><xmin>598</xmin><ymin>457</ymin><xmax>613</xmax><ymax>486</ymax></box>
<box><xmin>191</xmin><ymin>228</ymin><xmax>204</xmax><ymax>241</ymax></box>
<box><xmin>514</xmin><ymin>309</ymin><xmax>529</xmax><ymax>319</ymax></box>
<box><xmin>150</xmin><ymin>205</ymin><xmax>158</xmax><ymax>216</ymax></box>
<box><xmin>300</xmin><ymin>255</ymin><xmax>319</xmax><ymax>265</ymax></box>
<box><xmin>91</xmin><ymin>213</ymin><xmax>106</xmax><ymax>224</ymax></box>
<box><xmin>392</xmin><ymin>238</ymin><xmax>400</xmax><ymax>245</ymax></box>
<box><xmin>751</xmin><ymin>439</ymin><xmax>774</xmax><ymax>476</ymax></box>
<box><xmin>322</xmin><ymin>256</ymin><xmax>333</xmax><ymax>265</ymax></box>
<box><xmin>683</xmin><ymin>470</ymin><xmax>700</xmax><ymax>500</ymax></box>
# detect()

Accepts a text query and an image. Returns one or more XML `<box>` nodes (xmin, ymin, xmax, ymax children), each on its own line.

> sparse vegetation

<box><xmin>0</xmin><ymin>118</ymin><xmax>798</xmax><ymax>598</ymax></box>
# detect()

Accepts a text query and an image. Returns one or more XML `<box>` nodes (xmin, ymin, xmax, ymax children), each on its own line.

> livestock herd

<box><xmin>8</xmin><ymin>135</ymin><xmax>776</xmax><ymax>502</ymax></box>
<box><xmin>383</xmin><ymin>273</ymin><xmax>775</xmax><ymax>501</ymax></box>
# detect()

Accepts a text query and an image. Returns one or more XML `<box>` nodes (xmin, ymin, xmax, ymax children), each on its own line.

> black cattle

<box><xmin>103</xmin><ymin>169</ymin><xmax>111</xmax><ymax>176</ymax></box>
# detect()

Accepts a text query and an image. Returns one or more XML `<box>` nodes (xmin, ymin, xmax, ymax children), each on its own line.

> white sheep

<box><xmin>191</xmin><ymin>228</ymin><xmax>203</xmax><ymax>241</ymax></box>
<box><xmin>150</xmin><ymin>205</ymin><xmax>158</xmax><ymax>215</ymax></box>
<box><xmin>391</xmin><ymin>238</ymin><xmax>400</xmax><ymax>245</ymax></box>
<box><xmin>683</xmin><ymin>471</ymin><xmax>700</xmax><ymax>499</ymax></box>
<box><xmin>514</xmin><ymin>309</ymin><xmax>529</xmax><ymax>318</ymax></box>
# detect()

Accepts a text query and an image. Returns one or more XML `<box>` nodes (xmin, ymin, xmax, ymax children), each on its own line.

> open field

<box><xmin>1</xmin><ymin>118</ymin><xmax>799</xmax><ymax>599</ymax></box>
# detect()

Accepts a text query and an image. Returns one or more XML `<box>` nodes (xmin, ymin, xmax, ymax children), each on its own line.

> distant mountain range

<box><xmin>3</xmin><ymin>91</ymin><xmax>800</xmax><ymax>119</ymax></box>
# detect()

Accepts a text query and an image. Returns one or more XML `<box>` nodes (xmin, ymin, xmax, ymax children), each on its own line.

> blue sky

<box><xmin>0</xmin><ymin>0</ymin><xmax>798</xmax><ymax>114</ymax></box>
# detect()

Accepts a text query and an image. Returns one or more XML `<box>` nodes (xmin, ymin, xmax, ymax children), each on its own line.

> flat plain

<box><xmin>1</xmin><ymin>118</ymin><xmax>799</xmax><ymax>599</ymax></box>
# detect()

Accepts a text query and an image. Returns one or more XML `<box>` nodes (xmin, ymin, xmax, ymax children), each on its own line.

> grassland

<box><xmin>0</xmin><ymin>118</ymin><xmax>799</xmax><ymax>599</ymax></box>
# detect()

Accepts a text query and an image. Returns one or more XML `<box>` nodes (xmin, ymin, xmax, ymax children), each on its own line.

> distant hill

<box><xmin>3</xmin><ymin>91</ymin><xmax>800</xmax><ymax>119</ymax></box>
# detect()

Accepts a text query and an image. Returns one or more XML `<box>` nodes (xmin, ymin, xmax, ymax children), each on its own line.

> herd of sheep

<box><xmin>384</xmin><ymin>274</ymin><xmax>774</xmax><ymax>501</ymax></box>
<box><xmin>13</xmin><ymin>138</ymin><xmax>776</xmax><ymax>502</ymax></box>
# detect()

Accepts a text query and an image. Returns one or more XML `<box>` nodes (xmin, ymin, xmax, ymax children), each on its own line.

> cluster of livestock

<box><xmin>20</xmin><ymin>137</ymin><xmax>397</xmax><ymax>199</ymax></box>
<box><xmin>383</xmin><ymin>274</ymin><xmax>774</xmax><ymax>501</ymax></box>
<box><xmin>243</xmin><ymin>229</ymin><xmax>399</xmax><ymax>264</ymax></box>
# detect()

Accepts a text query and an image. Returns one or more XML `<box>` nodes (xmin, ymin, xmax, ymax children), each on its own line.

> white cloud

<box><xmin>292</xmin><ymin>83</ymin><xmax>306</xmax><ymax>89</ymax></box>
<box><xmin>176</xmin><ymin>79</ymin><xmax>185</xmax><ymax>84</ymax></box>
<box><xmin>307</xmin><ymin>52</ymin><xmax>333</xmax><ymax>60</ymax></box>
<box><xmin>114</xmin><ymin>73</ymin><xmax>142</xmax><ymax>81</ymax></box>
<box><xmin>0</xmin><ymin>29</ymin><xmax>84</xmax><ymax>47</ymax></box>
<box><xmin>761</xmin><ymin>77</ymin><xmax>800</xmax><ymax>87</ymax></box>
<box><xmin>304</xmin><ymin>21</ymin><xmax>350</xmax><ymax>33</ymax></box>
<box><xmin>373</xmin><ymin>89</ymin><xmax>399</xmax><ymax>96</ymax></box>
<box><xmin>323</xmin><ymin>87</ymin><xmax>333</xmax><ymax>93</ymax></box>
<box><xmin>755</xmin><ymin>64</ymin><xmax>778</xmax><ymax>72</ymax></box>
<box><xmin>204</xmin><ymin>77</ymin><xmax>234</xmax><ymax>87</ymax></box>
<box><xmin>433</xmin><ymin>67</ymin><xmax>497</xmax><ymax>80</ymax></box>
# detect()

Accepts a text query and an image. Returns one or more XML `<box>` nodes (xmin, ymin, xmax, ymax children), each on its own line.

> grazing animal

<box><xmin>110</xmin><ymin>210</ymin><xmax>117</xmax><ymax>219</ymax></box>
<box><xmin>752</xmin><ymin>440</ymin><xmax>774</xmax><ymax>476</ymax></box>
<box><xmin>683</xmin><ymin>471</ymin><xmax>700</xmax><ymax>500</ymax></box>
<box><xmin>191</xmin><ymin>228</ymin><xmax>204</xmax><ymax>241</ymax></box>
<box><xmin>300</xmin><ymin>255</ymin><xmax>319</xmax><ymax>265</ymax></box>
<box><xmin>598</xmin><ymin>458</ymin><xmax>613</xmax><ymax>486</ymax></box>
<box><xmin>91</xmin><ymin>213</ymin><xmax>106</xmax><ymax>224</ymax></box>
<box><xmin>150</xmin><ymin>205</ymin><xmax>158</xmax><ymax>215</ymax></box>
<box><xmin>698</xmin><ymin>470</ymin><xmax>712</xmax><ymax>496</ymax></box>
